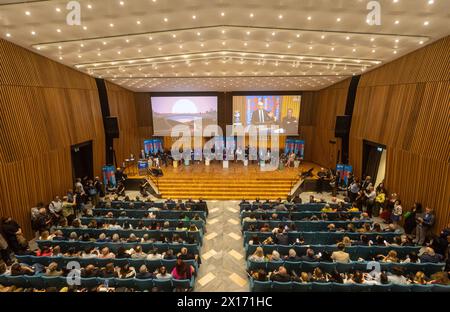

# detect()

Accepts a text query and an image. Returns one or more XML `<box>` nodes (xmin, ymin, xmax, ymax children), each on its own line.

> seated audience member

<box><xmin>163</xmin><ymin>249</ymin><xmax>176</xmax><ymax>260</ymax></box>
<box><xmin>45</xmin><ymin>262</ymin><xmax>63</xmax><ymax>277</ymax></box>
<box><xmin>81</xmin><ymin>264</ymin><xmax>99</xmax><ymax>278</ymax></box>
<box><xmin>413</xmin><ymin>271</ymin><xmax>428</xmax><ymax>285</ymax></box>
<box><xmin>387</xmin><ymin>267</ymin><xmax>409</xmax><ymax>285</ymax></box>
<box><xmin>116</xmin><ymin>246</ymin><xmax>131</xmax><ymax>259</ymax></box>
<box><xmin>270</xmin><ymin>266</ymin><xmax>291</xmax><ymax>282</ymax></box>
<box><xmin>248</xmin><ymin>247</ymin><xmax>265</xmax><ymax>262</ymax></box>
<box><xmin>171</xmin><ymin>257</ymin><xmax>194</xmax><ymax>280</ymax></box>
<box><xmin>285</xmin><ymin>249</ymin><xmax>300</xmax><ymax>261</ymax></box>
<box><xmin>420</xmin><ymin>247</ymin><xmax>443</xmax><ymax>263</ymax></box>
<box><xmin>429</xmin><ymin>272</ymin><xmax>450</xmax><ymax>285</ymax></box>
<box><xmin>135</xmin><ymin>265</ymin><xmax>153</xmax><ymax>279</ymax></box>
<box><xmin>300</xmin><ymin>248</ymin><xmax>317</xmax><ymax>262</ymax></box>
<box><xmin>312</xmin><ymin>267</ymin><xmax>328</xmax><ymax>282</ymax></box>
<box><xmin>147</xmin><ymin>249</ymin><xmax>162</xmax><ymax>260</ymax></box>
<box><xmin>251</xmin><ymin>269</ymin><xmax>268</xmax><ymax>282</ymax></box>
<box><xmin>381</xmin><ymin>250</ymin><xmax>399</xmax><ymax>263</ymax></box>
<box><xmin>402</xmin><ymin>252</ymin><xmax>421</xmax><ymax>263</ymax></box>
<box><xmin>10</xmin><ymin>263</ymin><xmax>34</xmax><ymax>276</ymax></box>
<box><xmin>331</xmin><ymin>243</ymin><xmax>350</xmax><ymax>263</ymax></box>
<box><xmin>101</xmin><ymin>263</ymin><xmax>118</xmax><ymax>278</ymax></box>
<box><xmin>118</xmin><ymin>264</ymin><xmax>136</xmax><ymax>279</ymax></box>
<box><xmin>156</xmin><ymin>266</ymin><xmax>172</xmax><ymax>280</ymax></box>
<box><xmin>99</xmin><ymin>247</ymin><xmax>115</xmax><ymax>259</ymax></box>
<box><xmin>131</xmin><ymin>246</ymin><xmax>147</xmax><ymax>259</ymax></box>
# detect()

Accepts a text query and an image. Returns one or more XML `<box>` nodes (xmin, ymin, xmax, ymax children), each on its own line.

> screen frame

<box><xmin>230</xmin><ymin>91</ymin><xmax>303</xmax><ymax>135</ymax></box>
<box><xmin>149</xmin><ymin>92</ymin><xmax>221</xmax><ymax>136</ymax></box>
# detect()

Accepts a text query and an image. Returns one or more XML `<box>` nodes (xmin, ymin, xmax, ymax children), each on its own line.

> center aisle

<box><xmin>195</xmin><ymin>201</ymin><xmax>248</xmax><ymax>292</ymax></box>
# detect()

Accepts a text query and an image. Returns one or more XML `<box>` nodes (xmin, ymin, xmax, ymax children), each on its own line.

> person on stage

<box><xmin>286</xmin><ymin>151</ymin><xmax>296</xmax><ymax>167</ymax></box>
<box><xmin>251</xmin><ymin>101</ymin><xmax>274</xmax><ymax>125</ymax></box>
<box><xmin>281</xmin><ymin>108</ymin><xmax>298</xmax><ymax>134</ymax></box>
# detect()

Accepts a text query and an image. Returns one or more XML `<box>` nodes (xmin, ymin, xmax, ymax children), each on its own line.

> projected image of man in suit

<box><xmin>251</xmin><ymin>101</ymin><xmax>274</xmax><ymax>125</ymax></box>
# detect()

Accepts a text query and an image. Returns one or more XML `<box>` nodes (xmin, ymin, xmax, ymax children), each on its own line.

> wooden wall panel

<box><xmin>299</xmin><ymin>80</ymin><xmax>351</xmax><ymax>168</ymax></box>
<box><xmin>0</xmin><ymin>39</ymin><xmax>105</xmax><ymax>237</ymax></box>
<box><xmin>105</xmin><ymin>81</ymin><xmax>142</xmax><ymax>163</ymax></box>
<box><xmin>349</xmin><ymin>36</ymin><xmax>450</xmax><ymax>232</ymax></box>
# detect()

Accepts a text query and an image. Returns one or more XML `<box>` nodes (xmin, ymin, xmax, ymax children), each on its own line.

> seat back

<box><xmin>252</xmin><ymin>280</ymin><xmax>272</xmax><ymax>292</ymax></box>
<box><xmin>272</xmin><ymin>281</ymin><xmax>292</xmax><ymax>292</ymax></box>
<box><xmin>153</xmin><ymin>278</ymin><xmax>173</xmax><ymax>292</ymax></box>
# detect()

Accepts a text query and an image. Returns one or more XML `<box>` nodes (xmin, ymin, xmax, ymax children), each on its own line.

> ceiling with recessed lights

<box><xmin>0</xmin><ymin>0</ymin><xmax>449</xmax><ymax>91</ymax></box>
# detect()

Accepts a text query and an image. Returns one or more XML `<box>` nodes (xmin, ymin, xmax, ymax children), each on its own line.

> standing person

<box><xmin>48</xmin><ymin>196</ymin><xmax>63</xmax><ymax>221</ymax></box>
<box><xmin>414</xmin><ymin>207</ymin><xmax>435</xmax><ymax>245</ymax></box>
<box><xmin>348</xmin><ymin>177</ymin><xmax>360</xmax><ymax>203</ymax></box>
<box><xmin>404</xmin><ymin>202</ymin><xmax>422</xmax><ymax>235</ymax></box>
<box><xmin>391</xmin><ymin>200</ymin><xmax>403</xmax><ymax>226</ymax></box>
<box><xmin>0</xmin><ymin>217</ymin><xmax>27</xmax><ymax>254</ymax></box>
<box><xmin>363</xmin><ymin>186</ymin><xmax>376</xmax><ymax>217</ymax></box>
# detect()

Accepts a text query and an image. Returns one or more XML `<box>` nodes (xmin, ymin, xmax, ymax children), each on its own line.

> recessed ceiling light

<box><xmin>164</xmin><ymin>17</ymin><xmax>168</xmax><ymax>22</ymax></box>
<box><xmin>372</xmin><ymin>49</ymin><xmax>376</xmax><ymax>53</ymax></box>
<box><xmin>25</xmin><ymin>11</ymin><xmax>31</xmax><ymax>16</ymax></box>
<box><xmin>119</xmin><ymin>1</ymin><xmax>124</xmax><ymax>5</ymax></box>
<box><xmin>6</xmin><ymin>33</ymin><xmax>11</xmax><ymax>37</ymax></box>
<box><xmin>221</xmin><ymin>12</ymin><xmax>225</xmax><ymax>17</ymax></box>
<box><xmin>87</xmin><ymin>4</ymin><xmax>92</xmax><ymax>9</ymax></box>
<box><xmin>58</xmin><ymin>46</ymin><xmax>62</xmax><ymax>49</ymax></box>
<box><xmin>395</xmin><ymin>20</ymin><xmax>399</xmax><ymax>24</ymax></box>
<box><xmin>102</xmin><ymin>41</ymin><xmax>106</xmax><ymax>45</ymax></box>
<box><xmin>246</xmin><ymin>31</ymin><xmax>251</xmax><ymax>35</ymax></box>
<box><xmin>307</xmin><ymin>16</ymin><xmax>312</xmax><ymax>20</ymax></box>
<box><xmin>346</xmin><ymin>36</ymin><xmax>350</xmax><ymax>40</ymax></box>
<box><xmin>336</xmin><ymin>17</ymin><xmax>341</xmax><ymax>22</ymax></box>
<box><xmin>31</xmin><ymin>31</ymin><xmax>36</xmax><ymax>35</ymax></box>
<box><xmin>56</xmin><ymin>29</ymin><xmax>61</xmax><ymax>33</ymax></box>
<box><xmin>56</xmin><ymin>8</ymin><xmax>61</xmax><ymax>12</ymax></box>
<box><xmin>296</xmin><ymin>34</ymin><xmax>300</xmax><ymax>38</ymax></box>
<box><xmin>428</xmin><ymin>0</ymin><xmax>434</xmax><ymax>4</ymax></box>
<box><xmin>192</xmin><ymin>15</ymin><xmax>196</xmax><ymax>19</ymax></box>
<box><xmin>419</xmin><ymin>40</ymin><xmax>424</xmax><ymax>44</ymax></box>
<box><xmin>352</xmin><ymin>48</ymin><xmax>356</xmax><ymax>52</ymax></box>
<box><xmin>393</xmin><ymin>50</ymin><xmax>398</xmax><ymax>54</ymax></box>
<box><xmin>59</xmin><ymin>56</ymin><xmax>63</xmax><ymax>60</ymax></box>
<box><xmin>137</xmin><ymin>20</ymin><xmax>141</xmax><ymax>24</ymax></box>
<box><xmin>278</xmin><ymin>14</ymin><xmax>283</xmax><ymax>19</ymax></box>
<box><xmin>244</xmin><ymin>42</ymin><xmax>248</xmax><ymax>46</ymax></box>
<box><xmin>423</xmin><ymin>21</ymin><xmax>429</xmax><ymax>26</ymax></box>
<box><xmin>272</xmin><ymin>32</ymin><xmax>276</xmax><ymax>36</ymax></box>
<box><xmin>172</xmin><ymin>34</ymin><xmax>176</xmax><ymax>38</ymax></box>
<box><xmin>83</xmin><ymin>26</ymin><xmax>87</xmax><ymax>30</ymax></box>
<box><xmin>321</xmin><ymin>35</ymin><xmax>325</xmax><ymax>39</ymax></box>
<box><xmin>370</xmin><ymin>38</ymin><xmax>375</xmax><ymax>42</ymax></box>
<box><xmin>158</xmin><ymin>47</ymin><xmax>162</xmax><ymax>50</ymax></box>
<box><xmin>249</xmin><ymin>13</ymin><xmax>254</xmax><ymax>18</ymax></box>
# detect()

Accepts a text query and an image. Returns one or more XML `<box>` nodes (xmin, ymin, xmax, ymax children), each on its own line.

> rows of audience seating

<box><xmin>241</xmin><ymin>200</ymin><xmax>450</xmax><ymax>292</ymax></box>
<box><xmin>0</xmin><ymin>197</ymin><xmax>208</xmax><ymax>292</ymax></box>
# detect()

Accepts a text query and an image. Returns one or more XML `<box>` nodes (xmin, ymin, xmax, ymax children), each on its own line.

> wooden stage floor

<box><xmin>130</xmin><ymin>161</ymin><xmax>322</xmax><ymax>200</ymax></box>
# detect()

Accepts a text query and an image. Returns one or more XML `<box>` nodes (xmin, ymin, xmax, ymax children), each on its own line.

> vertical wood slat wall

<box><xmin>349</xmin><ymin>36</ymin><xmax>450</xmax><ymax>232</ymax></box>
<box><xmin>0</xmin><ymin>39</ymin><xmax>105</xmax><ymax>236</ymax></box>
<box><xmin>299</xmin><ymin>79</ymin><xmax>350</xmax><ymax>169</ymax></box>
<box><xmin>105</xmin><ymin>81</ymin><xmax>143</xmax><ymax>163</ymax></box>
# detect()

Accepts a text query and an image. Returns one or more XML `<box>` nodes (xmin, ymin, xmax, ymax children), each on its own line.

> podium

<box><xmin>223</xmin><ymin>160</ymin><xmax>229</xmax><ymax>168</ymax></box>
<box><xmin>243</xmin><ymin>159</ymin><xmax>248</xmax><ymax>166</ymax></box>
<box><xmin>184</xmin><ymin>159</ymin><xmax>190</xmax><ymax>166</ymax></box>
<box><xmin>205</xmin><ymin>159</ymin><xmax>210</xmax><ymax>166</ymax></box>
<box><xmin>294</xmin><ymin>160</ymin><xmax>300</xmax><ymax>168</ymax></box>
<box><xmin>173</xmin><ymin>160</ymin><xmax>178</xmax><ymax>168</ymax></box>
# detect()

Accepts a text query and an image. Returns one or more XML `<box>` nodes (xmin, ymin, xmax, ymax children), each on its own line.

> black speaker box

<box><xmin>105</xmin><ymin>117</ymin><xmax>119</xmax><ymax>138</ymax></box>
<box><xmin>335</xmin><ymin>115</ymin><xmax>351</xmax><ymax>137</ymax></box>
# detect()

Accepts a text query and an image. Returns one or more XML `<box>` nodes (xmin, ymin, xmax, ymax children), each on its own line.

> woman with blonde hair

<box><xmin>382</xmin><ymin>250</ymin><xmax>399</xmax><ymax>263</ymax></box>
<box><xmin>413</xmin><ymin>271</ymin><xmax>427</xmax><ymax>285</ymax></box>
<box><xmin>248</xmin><ymin>246</ymin><xmax>265</xmax><ymax>262</ymax></box>
<box><xmin>341</xmin><ymin>236</ymin><xmax>352</xmax><ymax>247</ymax></box>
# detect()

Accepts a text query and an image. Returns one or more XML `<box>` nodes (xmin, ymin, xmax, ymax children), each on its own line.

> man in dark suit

<box><xmin>251</xmin><ymin>101</ymin><xmax>273</xmax><ymax>125</ymax></box>
<box><xmin>281</xmin><ymin>108</ymin><xmax>298</xmax><ymax>134</ymax></box>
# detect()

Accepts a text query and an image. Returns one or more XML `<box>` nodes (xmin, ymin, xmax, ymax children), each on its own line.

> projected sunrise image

<box><xmin>151</xmin><ymin>96</ymin><xmax>218</xmax><ymax>135</ymax></box>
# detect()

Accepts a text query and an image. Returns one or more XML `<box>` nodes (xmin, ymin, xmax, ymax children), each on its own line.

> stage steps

<box><xmin>149</xmin><ymin>176</ymin><xmax>296</xmax><ymax>200</ymax></box>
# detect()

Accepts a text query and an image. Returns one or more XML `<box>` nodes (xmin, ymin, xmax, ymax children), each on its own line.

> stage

<box><xmin>129</xmin><ymin>161</ymin><xmax>323</xmax><ymax>200</ymax></box>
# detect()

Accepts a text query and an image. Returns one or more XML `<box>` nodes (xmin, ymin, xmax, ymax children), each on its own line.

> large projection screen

<box><xmin>232</xmin><ymin>95</ymin><xmax>301</xmax><ymax>135</ymax></box>
<box><xmin>151</xmin><ymin>96</ymin><xmax>218</xmax><ymax>136</ymax></box>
